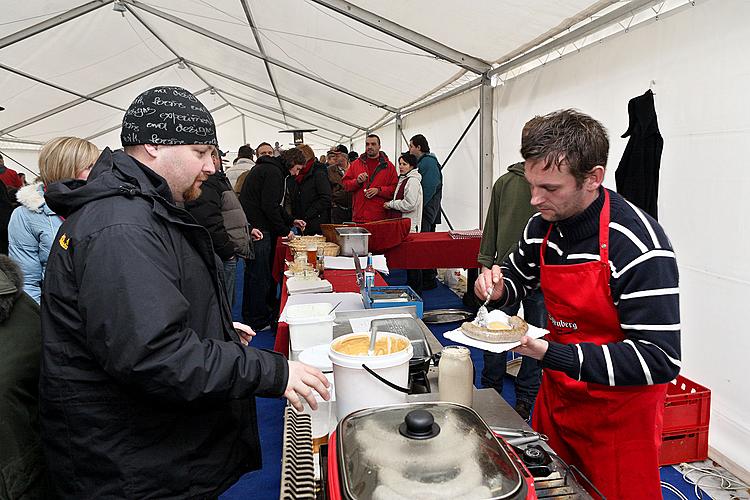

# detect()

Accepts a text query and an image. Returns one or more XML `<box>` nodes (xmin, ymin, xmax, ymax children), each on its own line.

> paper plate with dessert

<box><xmin>444</xmin><ymin>309</ymin><xmax>548</xmax><ymax>353</ymax></box>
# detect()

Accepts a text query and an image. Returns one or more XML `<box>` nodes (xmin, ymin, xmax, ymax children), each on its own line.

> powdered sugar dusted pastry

<box><xmin>460</xmin><ymin>316</ymin><xmax>528</xmax><ymax>343</ymax></box>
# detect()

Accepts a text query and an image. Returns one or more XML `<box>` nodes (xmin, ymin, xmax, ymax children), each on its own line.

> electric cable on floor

<box><xmin>660</xmin><ymin>480</ymin><xmax>690</xmax><ymax>500</ymax></box>
<box><xmin>679</xmin><ymin>462</ymin><xmax>749</xmax><ymax>499</ymax></box>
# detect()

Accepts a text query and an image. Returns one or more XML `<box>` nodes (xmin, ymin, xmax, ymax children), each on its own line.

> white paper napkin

<box><xmin>443</xmin><ymin>309</ymin><xmax>548</xmax><ymax>353</ymax></box>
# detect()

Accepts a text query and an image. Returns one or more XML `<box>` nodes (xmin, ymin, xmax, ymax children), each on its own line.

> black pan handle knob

<box><xmin>399</xmin><ymin>409</ymin><xmax>441</xmax><ymax>440</ymax></box>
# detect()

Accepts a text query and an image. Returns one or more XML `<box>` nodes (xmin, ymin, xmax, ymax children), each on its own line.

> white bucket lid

<box><xmin>285</xmin><ymin>302</ymin><xmax>335</xmax><ymax>325</ymax></box>
<box><xmin>298</xmin><ymin>343</ymin><xmax>333</xmax><ymax>373</ymax></box>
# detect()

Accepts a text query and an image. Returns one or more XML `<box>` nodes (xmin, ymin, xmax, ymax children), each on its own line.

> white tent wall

<box><xmin>489</xmin><ymin>0</ymin><xmax>749</xmax><ymax>476</ymax></box>
<box><xmin>401</xmin><ymin>89</ymin><xmax>483</xmax><ymax>230</ymax></box>
<box><xmin>0</xmin><ymin>147</ymin><xmax>42</xmax><ymax>179</ymax></box>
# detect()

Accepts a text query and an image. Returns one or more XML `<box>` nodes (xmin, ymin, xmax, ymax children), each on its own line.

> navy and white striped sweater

<box><xmin>498</xmin><ymin>188</ymin><xmax>681</xmax><ymax>386</ymax></box>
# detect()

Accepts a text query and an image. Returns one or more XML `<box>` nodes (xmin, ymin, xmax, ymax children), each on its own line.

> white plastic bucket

<box><xmin>286</xmin><ymin>303</ymin><xmax>335</xmax><ymax>357</ymax></box>
<box><xmin>298</xmin><ymin>343</ymin><xmax>335</xmax><ymax>401</ymax></box>
<box><xmin>328</xmin><ymin>331</ymin><xmax>413</xmax><ymax>421</ymax></box>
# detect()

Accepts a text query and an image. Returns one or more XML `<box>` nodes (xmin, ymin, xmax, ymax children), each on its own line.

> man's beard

<box><xmin>367</xmin><ymin>150</ymin><xmax>378</xmax><ymax>158</ymax></box>
<box><xmin>182</xmin><ymin>176</ymin><xmax>206</xmax><ymax>202</ymax></box>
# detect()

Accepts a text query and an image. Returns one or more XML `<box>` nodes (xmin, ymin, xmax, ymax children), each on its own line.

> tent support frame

<box><xmin>0</xmin><ymin>58</ymin><xmax>180</xmax><ymax>136</ymax></box>
<box><xmin>309</xmin><ymin>0</ymin><xmax>490</xmax><ymax>74</ymax></box>
<box><xmin>239</xmin><ymin>0</ymin><xmax>287</xmax><ymax>125</ymax></box>
<box><xmin>185</xmin><ymin>61</ymin><xmax>366</xmax><ymax>132</ymax></box>
<box><xmin>121</xmin><ymin>0</ymin><xmax>396</xmax><ymax>112</ymax></box>
<box><xmin>0</xmin><ymin>0</ymin><xmax>112</xmax><ymax>51</ymax></box>
<box><xmin>479</xmin><ymin>74</ymin><xmax>493</xmax><ymax>229</ymax></box>
<box><xmin>217</xmin><ymin>88</ymin><xmax>350</xmax><ymax>138</ymax></box>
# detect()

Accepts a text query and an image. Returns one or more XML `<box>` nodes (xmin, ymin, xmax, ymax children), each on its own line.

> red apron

<box><xmin>532</xmin><ymin>190</ymin><xmax>667</xmax><ymax>499</ymax></box>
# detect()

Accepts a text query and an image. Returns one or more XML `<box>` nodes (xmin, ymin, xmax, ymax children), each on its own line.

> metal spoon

<box><xmin>475</xmin><ymin>285</ymin><xmax>494</xmax><ymax>327</ymax></box>
<box><xmin>367</xmin><ymin>328</ymin><xmax>377</xmax><ymax>356</ymax></box>
<box><xmin>327</xmin><ymin>301</ymin><xmax>342</xmax><ymax>315</ymax></box>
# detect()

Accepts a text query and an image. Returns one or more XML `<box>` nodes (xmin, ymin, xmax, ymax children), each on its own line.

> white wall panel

<box><xmin>403</xmin><ymin>89</ymin><xmax>480</xmax><ymax>230</ymax></box>
<box><xmin>491</xmin><ymin>0</ymin><xmax>750</xmax><ymax>472</ymax></box>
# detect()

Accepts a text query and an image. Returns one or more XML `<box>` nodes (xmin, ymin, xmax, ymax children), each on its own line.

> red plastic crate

<box><xmin>663</xmin><ymin>375</ymin><xmax>711</xmax><ymax>433</ymax></box>
<box><xmin>659</xmin><ymin>426</ymin><xmax>709</xmax><ymax>465</ymax></box>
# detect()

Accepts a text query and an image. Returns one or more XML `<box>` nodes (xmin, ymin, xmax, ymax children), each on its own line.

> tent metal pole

<box><xmin>401</xmin><ymin>77</ymin><xmax>482</xmax><ymax>116</ymax></box>
<box><xmin>309</xmin><ymin>0</ymin><xmax>490</xmax><ymax>74</ymax></box>
<box><xmin>214</xmin><ymin>88</ymin><xmax>350</xmax><ymax>138</ymax></box>
<box><xmin>441</xmin><ymin>108</ymin><xmax>480</xmax><ymax>170</ymax></box>
<box><xmin>394</xmin><ymin>113</ymin><xmax>402</xmax><ymax>162</ymax></box>
<box><xmin>84</xmin><ymin>87</ymin><xmax>211</xmax><ymax>141</ymax></box>
<box><xmin>242</xmin><ymin>116</ymin><xmax>247</xmax><ymax>145</ymax></box>
<box><xmin>478</xmin><ymin>74</ymin><xmax>493</xmax><ymax>230</ymax></box>
<box><xmin>124</xmin><ymin>6</ymin><xmax>251</xmax><ymax>130</ymax></box>
<box><xmin>0</xmin><ymin>63</ymin><xmax>126</xmax><ymax>111</ymax></box>
<box><xmin>185</xmin><ymin>60</ymin><xmax>367</xmax><ymax>132</ymax></box>
<box><xmin>488</xmin><ymin>0</ymin><xmax>664</xmax><ymax>79</ymax></box>
<box><xmin>239</xmin><ymin>0</ymin><xmax>287</xmax><ymax>125</ymax></box>
<box><xmin>122</xmin><ymin>0</ymin><xmax>397</xmax><ymax>112</ymax></box>
<box><xmin>0</xmin><ymin>58</ymin><xmax>180</xmax><ymax>136</ymax></box>
<box><xmin>230</xmin><ymin>103</ymin><xmax>340</xmax><ymax>144</ymax></box>
<box><xmin>0</xmin><ymin>0</ymin><xmax>111</xmax><ymax>50</ymax></box>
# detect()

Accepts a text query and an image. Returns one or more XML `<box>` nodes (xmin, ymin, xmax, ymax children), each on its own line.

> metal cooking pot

<box><xmin>327</xmin><ymin>402</ymin><xmax>535</xmax><ymax>499</ymax></box>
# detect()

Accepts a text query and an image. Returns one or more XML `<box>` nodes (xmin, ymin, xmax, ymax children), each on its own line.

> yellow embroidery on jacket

<box><xmin>58</xmin><ymin>234</ymin><xmax>70</xmax><ymax>250</ymax></box>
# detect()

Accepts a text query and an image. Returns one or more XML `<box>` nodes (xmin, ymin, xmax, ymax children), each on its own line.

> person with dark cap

<box><xmin>39</xmin><ymin>86</ymin><xmax>329</xmax><ymax>499</ymax></box>
<box><xmin>226</xmin><ymin>143</ymin><xmax>255</xmax><ymax>192</ymax></box>
<box><xmin>327</xmin><ymin>144</ymin><xmax>353</xmax><ymax>223</ymax></box>
<box><xmin>0</xmin><ymin>255</ymin><xmax>49</xmax><ymax>499</ymax></box>
<box><xmin>239</xmin><ymin>146</ymin><xmax>307</xmax><ymax>331</ymax></box>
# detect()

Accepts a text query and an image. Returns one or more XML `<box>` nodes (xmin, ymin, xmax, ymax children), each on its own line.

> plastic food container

<box><xmin>335</xmin><ymin>227</ymin><xmax>371</xmax><ymax>257</ymax></box>
<box><xmin>328</xmin><ymin>332</ymin><xmax>412</xmax><ymax>421</ymax></box>
<box><xmin>286</xmin><ymin>303</ymin><xmax>335</xmax><ymax>360</ymax></box>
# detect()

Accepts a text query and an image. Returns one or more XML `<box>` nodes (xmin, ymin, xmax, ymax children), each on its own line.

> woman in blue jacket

<box><xmin>8</xmin><ymin>137</ymin><xmax>98</xmax><ymax>303</ymax></box>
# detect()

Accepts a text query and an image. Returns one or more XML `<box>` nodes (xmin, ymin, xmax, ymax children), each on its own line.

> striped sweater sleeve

<box><xmin>500</xmin><ymin>199</ymin><xmax>681</xmax><ymax>386</ymax></box>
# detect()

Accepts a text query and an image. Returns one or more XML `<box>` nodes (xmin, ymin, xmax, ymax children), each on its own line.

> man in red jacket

<box><xmin>342</xmin><ymin>134</ymin><xmax>397</xmax><ymax>222</ymax></box>
<box><xmin>0</xmin><ymin>153</ymin><xmax>23</xmax><ymax>191</ymax></box>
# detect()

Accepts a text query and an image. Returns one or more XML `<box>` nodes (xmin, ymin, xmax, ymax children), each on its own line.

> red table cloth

<box><xmin>384</xmin><ymin>232</ymin><xmax>481</xmax><ymax>270</ymax></box>
<box><xmin>273</xmin><ymin>269</ymin><xmax>387</xmax><ymax>356</ymax></box>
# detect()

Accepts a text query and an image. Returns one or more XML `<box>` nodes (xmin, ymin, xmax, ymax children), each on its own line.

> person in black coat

<box><xmin>238</xmin><ymin>148</ymin><xmax>307</xmax><ymax>330</ymax></box>
<box><xmin>287</xmin><ymin>146</ymin><xmax>331</xmax><ymax>236</ymax></box>
<box><xmin>38</xmin><ymin>87</ymin><xmax>329</xmax><ymax>499</ymax></box>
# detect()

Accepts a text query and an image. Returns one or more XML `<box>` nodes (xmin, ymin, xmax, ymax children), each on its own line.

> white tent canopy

<box><xmin>2</xmin><ymin>0</ymin><xmax>750</xmax><ymax>481</ymax></box>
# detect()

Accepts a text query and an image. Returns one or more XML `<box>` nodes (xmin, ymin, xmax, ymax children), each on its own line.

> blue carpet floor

<box><xmin>222</xmin><ymin>268</ymin><xmax>709</xmax><ymax>499</ymax></box>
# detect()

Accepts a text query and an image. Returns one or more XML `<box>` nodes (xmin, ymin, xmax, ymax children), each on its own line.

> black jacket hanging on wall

<box><xmin>615</xmin><ymin>89</ymin><xmax>663</xmax><ymax>220</ymax></box>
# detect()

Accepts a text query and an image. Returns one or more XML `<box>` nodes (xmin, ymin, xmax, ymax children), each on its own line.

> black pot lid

<box><xmin>337</xmin><ymin>402</ymin><xmax>524</xmax><ymax>499</ymax></box>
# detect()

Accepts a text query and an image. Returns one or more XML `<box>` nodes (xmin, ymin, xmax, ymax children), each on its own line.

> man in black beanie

<box><xmin>39</xmin><ymin>86</ymin><xmax>329</xmax><ymax>499</ymax></box>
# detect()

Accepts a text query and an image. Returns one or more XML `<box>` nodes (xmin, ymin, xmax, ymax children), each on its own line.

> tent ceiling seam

<box><xmin>230</xmin><ymin>103</ymin><xmax>340</xmax><ymax>144</ymax></box>
<box><xmin>239</xmin><ymin>0</ymin><xmax>287</xmax><ymax>125</ymax></box>
<box><xmin>121</xmin><ymin>0</ymin><xmax>397</xmax><ymax>112</ymax></box>
<box><xmin>0</xmin><ymin>58</ymin><xmax>180</xmax><ymax>136</ymax></box>
<box><xmin>0</xmin><ymin>0</ymin><xmax>112</xmax><ymax>51</ymax></box>
<box><xmin>125</xmin><ymin>5</ymin><xmax>247</xmax><ymax>133</ymax></box>
<box><xmin>185</xmin><ymin>60</ymin><xmax>368</xmax><ymax>132</ymax></box>
<box><xmin>308</xmin><ymin>0</ymin><xmax>491</xmax><ymax>74</ymax></box>
<box><xmin>215</xmin><ymin>87</ymin><xmax>351</xmax><ymax>137</ymax></box>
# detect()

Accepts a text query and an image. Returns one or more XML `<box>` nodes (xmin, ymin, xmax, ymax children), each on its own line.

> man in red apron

<box><xmin>476</xmin><ymin>110</ymin><xmax>681</xmax><ymax>499</ymax></box>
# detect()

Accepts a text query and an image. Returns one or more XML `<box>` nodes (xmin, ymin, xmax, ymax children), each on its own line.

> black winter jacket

<box><xmin>39</xmin><ymin>149</ymin><xmax>288</xmax><ymax>499</ymax></box>
<box><xmin>239</xmin><ymin>155</ymin><xmax>294</xmax><ymax>237</ymax></box>
<box><xmin>288</xmin><ymin>160</ymin><xmax>331</xmax><ymax>236</ymax></box>
<box><xmin>185</xmin><ymin>172</ymin><xmax>253</xmax><ymax>261</ymax></box>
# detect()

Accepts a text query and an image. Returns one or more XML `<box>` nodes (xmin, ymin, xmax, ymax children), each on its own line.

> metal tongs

<box><xmin>475</xmin><ymin>285</ymin><xmax>494</xmax><ymax>327</ymax></box>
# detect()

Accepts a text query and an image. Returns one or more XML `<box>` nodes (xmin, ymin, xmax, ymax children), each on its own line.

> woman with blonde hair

<box><xmin>8</xmin><ymin>137</ymin><xmax>99</xmax><ymax>303</ymax></box>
